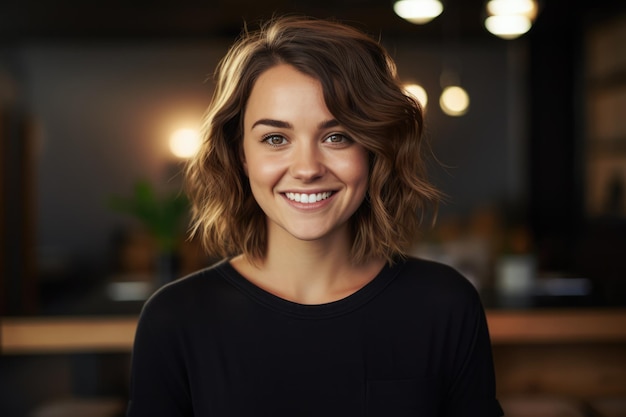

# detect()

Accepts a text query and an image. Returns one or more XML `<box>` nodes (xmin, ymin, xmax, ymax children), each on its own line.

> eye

<box><xmin>263</xmin><ymin>135</ymin><xmax>288</xmax><ymax>147</ymax></box>
<box><xmin>324</xmin><ymin>133</ymin><xmax>351</xmax><ymax>144</ymax></box>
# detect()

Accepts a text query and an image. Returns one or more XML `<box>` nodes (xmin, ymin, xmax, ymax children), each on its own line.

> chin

<box><xmin>284</xmin><ymin>223</ymin><xmax>347</xmax><ymax>243</ymax></box>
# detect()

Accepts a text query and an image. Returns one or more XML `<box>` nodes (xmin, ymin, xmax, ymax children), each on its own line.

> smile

<box><xmin>284</xmin><ymin>191</ymin><xmax>333</xmax><ymax>204</ymax></box>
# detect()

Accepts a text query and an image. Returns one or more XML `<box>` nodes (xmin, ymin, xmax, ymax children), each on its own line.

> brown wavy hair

<box><xmin>185</xmin><ymin>15</ymin><xmax>442</xmax><ymax>265</ymax></box>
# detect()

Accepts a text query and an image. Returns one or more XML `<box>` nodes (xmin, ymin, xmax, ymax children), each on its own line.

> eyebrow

<box><xmin>250</xmin><ymin>118</ymin><xmax>340</xmax><ymax>130</ymax></box>
<box><xmin>251</xmin><ymin>119</ymin><xmax>292</xmax><ymax>129</ymax></box>
<box><xmin>319</xmin><ymin>119</ymin><xmax>340</xmax><ymax>129</ymax></box>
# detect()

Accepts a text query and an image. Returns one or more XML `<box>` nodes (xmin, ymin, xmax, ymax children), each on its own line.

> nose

<box><xmin>289</xmin><ymin>142</ymin><xmax>326</xmax><ymax>182</ymax></box>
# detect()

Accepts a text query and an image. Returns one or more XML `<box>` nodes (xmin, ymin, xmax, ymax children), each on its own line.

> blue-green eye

<box><xmin>263</xmin><ymin>135</ymin><xmax>288</xmax><ymax>146</ymax></box>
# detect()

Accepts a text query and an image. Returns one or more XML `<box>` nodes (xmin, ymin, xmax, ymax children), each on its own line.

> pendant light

<box><xmin>393</xmin><ymin>0</ymin><xmax>444</xmax><ymax>24</ymax></box>
<box><xmin>484</xmin><ymin>0</ymin><xmax>539</xmax><ymax>39</ymax></box>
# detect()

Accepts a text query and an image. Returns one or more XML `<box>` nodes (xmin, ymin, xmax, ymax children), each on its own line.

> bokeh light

<box><xmin>439</xmin><ymin>86</ymin><xmax>470</xmax><ymax>116</ymax></box>
<box><xmin>169</xmin><ymin>128</ymin><xmax>201</xmax><ymax>158</ymax></box>
<box><xmin>404</xmin><ymin>83</ymin><xmax>429</xmax><ymax>109</ymax></box>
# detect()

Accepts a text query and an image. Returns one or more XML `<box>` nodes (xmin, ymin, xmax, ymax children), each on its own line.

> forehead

<box><xmin>250</xmin><ymin>64</ymin><xmax>319</xmax><ymax>96</ymax></box>
<box><xmin>244</xmin><ymin>64</ymin><xmax>332</xmax><ymax>123</ymax></box>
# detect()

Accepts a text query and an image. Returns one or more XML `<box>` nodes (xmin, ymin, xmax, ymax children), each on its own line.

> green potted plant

<box><xmin>109</xmin><ymin>180</ymin><xmax>189</xmax><ymax>285</ymax></box>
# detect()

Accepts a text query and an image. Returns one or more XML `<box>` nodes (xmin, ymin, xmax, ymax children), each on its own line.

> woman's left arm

<box><xmin>442</xmin><ymin>290</ymin><xmax>504</xmax><ymax>417</ymax></box>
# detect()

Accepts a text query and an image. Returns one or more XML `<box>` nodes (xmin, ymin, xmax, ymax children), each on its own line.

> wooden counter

<box><xmin>486</xmin><ymin>309</ymin><xmax>626</xmax><ymax>399</ymax></box>
<box><xmin>1</xmin><ymin>316</ymin><xmax>137</xmax><ymax>354</ymax></box>
<box><xmin>486</xmin><ymin>308</ymin><xmax>626</xmax><ymax>344</ymax></box>
<box><xmin>2</xmin><ymin>309</ymin><xmax>626</xmax><ymax>399</ymax></box>
<box><xmin>2</xmin><ymin>308</ymin><xmax>626</xmax><ymax>354</ymax></box>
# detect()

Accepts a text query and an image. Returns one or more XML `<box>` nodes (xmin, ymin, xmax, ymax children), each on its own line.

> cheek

<box><xmin>344</xmin><ymin>149</ymin><xmax>370</xmax><ymax>189</ymax></box>
<box><xmin>245</xmin><ymin>157</ymin><xmax>283</xmax><ymax>188</ymax></box>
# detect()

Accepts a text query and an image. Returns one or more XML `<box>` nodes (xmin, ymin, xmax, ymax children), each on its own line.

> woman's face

<box><xmin>241</xmin><ymin>64</ymin><xmax>369</xmax><ymax>245</ymax></box>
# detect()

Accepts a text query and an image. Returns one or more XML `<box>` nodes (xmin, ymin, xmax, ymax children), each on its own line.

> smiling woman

<box><xmin>127</xmin><ymin>15</ymin><xmax>503</xmax><ymax>417</ymax></box>
<box><xmin>241</xmin><ymin>64</ymin><xmax>370</xmax><ymax>250</ymax></box>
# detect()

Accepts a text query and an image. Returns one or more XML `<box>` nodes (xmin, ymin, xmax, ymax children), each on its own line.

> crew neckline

<box><xmin>214</xmin><ymin>258</ymin><xmax>404</xmax><ymax>319</ymax></box>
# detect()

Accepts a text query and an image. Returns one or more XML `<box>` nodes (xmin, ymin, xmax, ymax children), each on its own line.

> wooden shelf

<box><xmin>2</xmin><ymin>308</ymin><xmax>626</xmax><ymax>354</ymax></box>
<box><xmin>588</xmin><ymin>69</ymin><xmax>626</xmax><ymax>92</ymax></box>
<box><xmin>587</xmin><ymin>138</ymin><xmax>626</xmax><ymax>154</ymax></box>
<box><xmin>0</xmin><ymin>316</ymin><xmax>137</xmax><ymax>354</ymax></box>
<box><xmin>487</xmin><ymin>308</ymin><xmax>626</xmax><ymax>344</ymax></box>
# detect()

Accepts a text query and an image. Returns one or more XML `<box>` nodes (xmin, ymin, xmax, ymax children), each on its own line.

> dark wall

<box><xmin>528</xmin><ymin>0</ymin><xmax>626</xmax><ymax>303</ymax></box>
<box><xmin>1</xmin><ymin>37</ymin><xmax>520</xmax><ymax>296</ymax></box>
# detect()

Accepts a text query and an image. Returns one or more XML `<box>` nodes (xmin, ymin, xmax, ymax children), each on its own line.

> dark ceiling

<box><xmin>1</xmin><ymin>0</ymin><xmax>622</xmax><ymax>44</ymax></box>
<box><xmin>0</xmin><ymin>0</ymin><xmax>484</xmax><ymax>42</ymax></box>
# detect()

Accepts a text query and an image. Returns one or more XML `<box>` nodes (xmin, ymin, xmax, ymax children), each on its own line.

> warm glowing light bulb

<box><xmin>169</xmin><ymin>128</ymin><xmax>201</xmax><ymax>158</ymax></box>
<box><xmin>404</xmin><ymin>83</ymin><xmax>428</xmax><ymax>108</ymax></box>
<box><xmin>393</xmin><ymin>0</ymin><xmax>444</xmax><ymax>24</ymax></box>
<box><xmin>484</xmin><ymin>0</ymin><xmax>537</xmax><ymax>39</ymax></box>
<box><xmin>484</xmin><ymin>15</ymin><xmax>532</xmax><ymax>39</ymax></box>
<box><xmin>486</xmin><ymin>0</ymin><xmax>536</xmax><ymax>18</ymax></box>
<box><xmin>439</xmin><ymin>86</ymin><xmax>470</xmax><ymax>116</ymax></box>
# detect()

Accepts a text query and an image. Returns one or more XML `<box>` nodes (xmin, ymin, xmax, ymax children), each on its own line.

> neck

<box><xmin>232</xmin><ymin>226</ymin><xmax>385</xmax><ymax>304</ymax></box>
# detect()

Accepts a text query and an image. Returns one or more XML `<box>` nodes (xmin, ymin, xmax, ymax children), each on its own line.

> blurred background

<box><xmin>1</xmin><ymin>0</ymin><xmax>625</xmax><ymax>416</ymax></box>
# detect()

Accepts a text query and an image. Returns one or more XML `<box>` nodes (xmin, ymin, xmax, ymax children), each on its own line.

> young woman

<box><xmin>127</xmin><ymin>16</ymin><xmax>503</xmax><ymax>417</ymax></box>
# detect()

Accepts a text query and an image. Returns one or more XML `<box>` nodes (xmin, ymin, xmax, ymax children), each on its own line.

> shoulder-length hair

<box><xmin>185</xmin><ymin>15</ymin><xmax>442</xmax><ymax>265</ymax></box>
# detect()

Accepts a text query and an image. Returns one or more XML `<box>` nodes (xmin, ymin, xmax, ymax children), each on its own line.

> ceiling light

<box><xmin>484</xmin><ymin>14</ymin><xmax>532</xmax><ymax>39</ymax></box>
<box><xmin>486</xmin><ymin>0</ymin><xmax>536</xmax><ymax>18</ymax></box>
<box><xmin>484</xmin><ymin>0</ymin><xmax>538</xmax><ymax>39</ymax></box>
<box><xmin>393</xmin><ymin>0</ymin><xmax>444</xmax><ymax>24</ymax></box>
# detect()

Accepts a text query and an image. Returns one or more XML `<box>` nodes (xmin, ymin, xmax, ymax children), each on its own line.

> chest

<box><xmin>181</xmin><ymin>307</ymin><xmax>446</xmax><ymax>416</ymax></box>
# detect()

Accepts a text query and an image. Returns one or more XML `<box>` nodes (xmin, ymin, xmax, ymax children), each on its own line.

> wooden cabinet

<box><xmin>585</xmin><ymin>13</ymin><xmax>626</xmax><ymax>219</ymax></box>
<box><xmin>489</xmin><ymin>309</ymin><xmax>626</xmax><ymax>401</ymax></box>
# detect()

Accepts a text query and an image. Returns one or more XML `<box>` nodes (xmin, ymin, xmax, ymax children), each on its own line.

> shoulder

<box><xmin>389</xmin><ymin>256</ymin><xmax>483</xmax><ymax>312</ymax></box>
<box><xmin>138</xmin><ymin>259</ymin><xmax>233</xmax><ymax>326</ymax></box>
<box><xmin>395</xmin><ymin>256</ymin><xmax>477</xmax><ymax>293</ymax></box>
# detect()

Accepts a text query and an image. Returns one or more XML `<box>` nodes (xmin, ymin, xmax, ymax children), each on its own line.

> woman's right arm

<box><xmin>127</xmin><ymin>295</ymin><xmax>192</xmax><ymax>417</ymax></box>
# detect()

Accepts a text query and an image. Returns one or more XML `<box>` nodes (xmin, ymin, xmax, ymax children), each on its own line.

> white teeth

<box><xmin>286</xmin><ymin>191</ymin><xmax>332</xmax><ymax>203</ymax></box>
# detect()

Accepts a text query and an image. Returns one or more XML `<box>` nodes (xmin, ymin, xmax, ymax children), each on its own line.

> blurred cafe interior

<box><xmin>1</xmin><ymin>0</ymin><xmax>626</xmax><ymax>416</ymax></box>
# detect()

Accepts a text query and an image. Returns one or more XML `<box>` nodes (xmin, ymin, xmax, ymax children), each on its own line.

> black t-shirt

<box><xmin>127</xmin><ymin>257</ymin><xmax>504</xmax><ymax>416</ymax></box>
